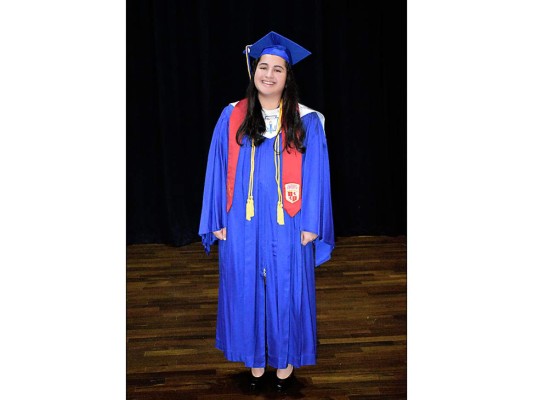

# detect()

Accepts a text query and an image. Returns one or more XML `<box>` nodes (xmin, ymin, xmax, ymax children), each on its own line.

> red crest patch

<box><xmin>284</xmin><ymin>183</ymin><xmax>300</xmax><ymax>204</ymax></box>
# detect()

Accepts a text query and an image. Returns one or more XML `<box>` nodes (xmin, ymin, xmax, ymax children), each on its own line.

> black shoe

<box><xmin>275</xmin><ymin>368</ymin><xmax>295</xmax><ymax>392</ymax></box>
<box><xmin>249</xmin><ymin>370</ymin><xmax>265</xmax><ymax>391</ymax></box>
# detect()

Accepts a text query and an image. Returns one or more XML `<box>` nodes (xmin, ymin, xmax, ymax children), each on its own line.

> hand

<box><xmin>213</xmin><ymin>227</ymin><xmax>227</xmax><ymax>241</ymax></box>
<box><xmin>301</xmin><ymin>231</ymin><xmax>318</xmax><ymax>246</ymax></box>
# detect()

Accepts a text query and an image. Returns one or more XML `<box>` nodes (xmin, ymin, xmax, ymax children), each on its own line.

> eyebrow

<box><xmin>258</xmin><ymin>62</ymin><xmax>285</xmax><ymax>70</ymax></box>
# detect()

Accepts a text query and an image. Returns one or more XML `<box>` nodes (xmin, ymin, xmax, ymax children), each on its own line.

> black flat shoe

<box><xmin>249</xmin><ymin>371</ymin><xmax>265</xmax><ymax>391</ymax></box>
<box><xmin>275</xmin><ymin>369</ymin><xmax>295</xmax><ymax>392</ymax></box>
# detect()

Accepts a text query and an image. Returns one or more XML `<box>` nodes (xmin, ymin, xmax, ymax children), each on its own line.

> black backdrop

<box><xmin>127</xmin><ymin>0</ymin><xmax>406</xmax><ymax>247</ymax></box>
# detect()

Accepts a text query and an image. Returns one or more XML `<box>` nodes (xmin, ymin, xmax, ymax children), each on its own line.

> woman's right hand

<box><xmin>213</xmin><ymin>227</ymin><xmax>227</xmax><ymax>241</ymax></box>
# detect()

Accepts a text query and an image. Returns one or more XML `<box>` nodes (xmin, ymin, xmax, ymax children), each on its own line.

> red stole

<box><xmin>226</xmin><ymin>99</ymin><xmax>302</xmax><ymax>217</ymax></box>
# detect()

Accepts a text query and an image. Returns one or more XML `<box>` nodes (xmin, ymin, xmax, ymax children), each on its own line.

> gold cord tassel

<box><xmin>277</xmin><ymin>201</ymin><xmax>285</xmax><ymax>225</ymax></box>
<box><xmin>246</xmin><ymin>197</ymin><xmax>255</xmax><ymax>220</ymax></box>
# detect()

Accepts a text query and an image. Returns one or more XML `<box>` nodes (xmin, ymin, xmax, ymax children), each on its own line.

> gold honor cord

<box><xmin>274</xmin><ymin>103</ymin><xmax>285</xmax><ymax>225</ymax></box>
<box><xmin>245</xmin><ymin>142</ymin><xmax>256</xmax><ymax>221</ymax></box>
<box><xmin>245</xmin><ymin>100</ymin><xmax>285</xmax><ymax>225</ymax></box>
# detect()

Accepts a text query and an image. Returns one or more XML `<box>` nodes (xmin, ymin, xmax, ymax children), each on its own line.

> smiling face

<box><xmin>253</xmin><ymin>54</ymin><xmax>288</xmax><ymax>108</ymax></box>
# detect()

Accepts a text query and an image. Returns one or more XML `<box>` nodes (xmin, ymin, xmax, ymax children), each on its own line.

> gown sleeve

<box><xmin>300</xmin><ymin>112</ymin><xmax>335</xmax><ymax>267</ymax></box>
<box><xmin>198</xmin><ymin>105</ymin><xmax>232</xmax><ymax>254</ymax></box>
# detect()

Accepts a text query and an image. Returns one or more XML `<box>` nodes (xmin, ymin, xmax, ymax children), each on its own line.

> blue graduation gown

<box><xmin>199</xmin><ymin>102</ymin><xmax>334</xmax><ymax>369</ymax></box>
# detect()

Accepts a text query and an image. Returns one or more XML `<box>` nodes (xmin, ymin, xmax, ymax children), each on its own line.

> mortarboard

<box><xmin>243</xmin><ymin>31</ymin><xmax>311</xmax><ymax>78</ymax></box>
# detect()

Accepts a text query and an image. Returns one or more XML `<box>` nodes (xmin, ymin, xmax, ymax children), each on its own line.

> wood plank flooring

<box><xmin>127</xmin><ymin>235</ymin><xmax>407</xmax><ymax>399</ymax></box>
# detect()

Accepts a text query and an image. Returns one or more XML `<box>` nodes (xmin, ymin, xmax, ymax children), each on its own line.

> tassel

<box><xmin>246</xmin><ymin>197</ymin><xmax>255</xmax><ymax>221</ymax></box>
<box><xmin>277</xmin><ymin>201</ymin><xmax>285</xmax><ymax>225</ymax></box>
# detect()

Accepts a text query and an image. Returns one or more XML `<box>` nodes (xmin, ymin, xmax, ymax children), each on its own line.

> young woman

<box><xmin>199</xmin><ymin>31</ymin><xmax>334</xmax><ymax>392</ymax></box>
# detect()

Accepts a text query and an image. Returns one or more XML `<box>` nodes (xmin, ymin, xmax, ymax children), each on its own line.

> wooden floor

<box><xmin>127</xmin><ymin>236</ymin><xmax>407</xmax><ymax>399</ymax></box>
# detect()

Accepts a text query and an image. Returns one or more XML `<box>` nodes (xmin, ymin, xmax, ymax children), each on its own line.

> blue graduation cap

<box><xmin>244</xmin><ymin>31</ymin><xmax>311</xmax><ymax>78</ymax></box>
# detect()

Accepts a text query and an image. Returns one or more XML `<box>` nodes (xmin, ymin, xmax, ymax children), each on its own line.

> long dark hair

<box><xmin>236</xmin><ymin>58</ymin><xmax>306</xmax><ymax>153</ymax></box>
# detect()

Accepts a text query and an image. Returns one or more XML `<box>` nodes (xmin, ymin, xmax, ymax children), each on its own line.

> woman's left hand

<box><xmin>301</xmin><ymin>231</ymin><xmax>318</xmax><ymax>246</ymax></box>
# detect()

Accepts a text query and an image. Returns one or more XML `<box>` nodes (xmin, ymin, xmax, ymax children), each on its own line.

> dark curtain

<box><xmin>127</xmin><ymin>0</ymin><xmax>406</xmax><ymax>246</ymax></box>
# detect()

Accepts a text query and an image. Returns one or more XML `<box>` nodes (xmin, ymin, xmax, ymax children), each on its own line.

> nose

<box><xmin>265</xmin><ymin>67</ymin><xmax>274</xmax><ymax>78</ymax></box>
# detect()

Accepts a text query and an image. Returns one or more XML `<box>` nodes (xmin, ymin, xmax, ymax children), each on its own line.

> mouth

<box><xmin>261</xmin><ymin>80</ymin><xmax>276</xmax><ymax>86</ymax></box>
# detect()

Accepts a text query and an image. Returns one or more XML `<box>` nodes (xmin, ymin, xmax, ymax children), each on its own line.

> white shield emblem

<box><xmin>284</xmin><ymin>183</ymin><xmax>300</xmax><ymax>204</ymax></box>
